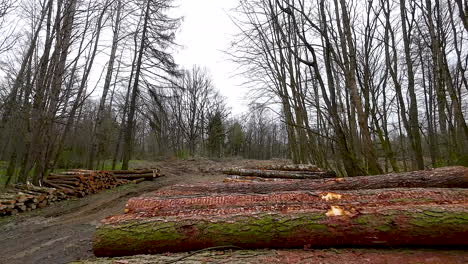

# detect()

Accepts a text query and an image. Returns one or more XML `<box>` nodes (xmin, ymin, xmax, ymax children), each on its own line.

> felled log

<box><xmin>114</xmin><ymin>173</ymin><xmax>158</xmax><ymax>181</ymax></box>
<box><xmin>222</xmin><ymin>168</ymin><xmax>336</xmax><ymax>179</ymax></box>
<box><xmin>109</xmin><ymin>170</ymin><xmax>155</xmax><ymax>174</ymax></box>
<box><xmin>70</xmin><ymin>249</ymin><xmax>468</xmax><ymax>264</ymax></box>
<box><xmin>132</xmin><ymin>178</ymin><xmax>146</xmax><ymax>184</ymax></box>
<box><xmin>251</xmin><ymin>164</ymin><xmax>321</xmax><ymax>172</ymax></box>
<box><xmin>162</xmin><ymin>166</ymin><xmax>468</xmax><ymax>196</ymax></box>
<box><xmin>124</xmin><ymin>188</ymin><xmax>468</xmax><ymax>217</ymax></box>
<box><xmin>94</xmin><ymin>202</ymin><xmax>468</xmax><ymax>256</ymax></box>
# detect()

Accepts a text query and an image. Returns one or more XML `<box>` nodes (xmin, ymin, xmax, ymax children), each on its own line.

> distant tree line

<box><xmin>1</xmin><ymin>0</ymin><xmax>467</xmax><ymax>185</ymax></box>
<box><xmin>0</xmin><ymin>0</ymin><xmax>289</xmax><ymax>186</ymax></box>
<box><xmin>229</xmin><ymin>0</ymin><xmax>468</xmax><ymax>176</ymax></box>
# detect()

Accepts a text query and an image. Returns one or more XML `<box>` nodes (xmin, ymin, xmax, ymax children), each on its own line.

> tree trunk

<box><xmin>222</xmin><ymin>168</ymin><xmax>336</xmax><ymax>179</ymax></box>
<box><xmin>94</xmin><ymin>202</ymin><xmax>468</xmax><ymax>256</ymax></box>
<box><xmin>160</xmin><ymin>167</ymin><xmax>468</xmax><ymax>195</ymax></box>
<box><xmin>88</xmin><ymin>0</ymin><xmax>122</xmax><ymax>169</ymax></box>
<box><xmin>122</xmin><ymin>0</ymin><xmax>151</xmax><ymax>170</ymax></box>
<box><xmin>400</xmin><ymin>0</ymin><xmax>424</xmax><ymax>170</ymax></box>
<box><xmin>125</xmin><ymin>188</ymin><xmax>467</xmax><ymax>216</ymax></box>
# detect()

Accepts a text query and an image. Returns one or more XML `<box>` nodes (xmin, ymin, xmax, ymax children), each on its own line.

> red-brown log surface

<box><xmin>124</xmin><ymin>188</ymin><xmax>468</xmax><ymax>217</ymax></box>
<box><xmin>157</xmin><ymin>167</ymin><xmax>468</xmax><ymax>196</ymax></box>
<box><xmin>44</xmin><ymin>170</ymin><xmax>128</xmax><ymax>197</ymax></box>
<box><xmin>222</xmin><ymin>168</ymin><xmax>336</xmax><ymax>179</ymax></box>
<box><xmin>94</xmin><ymin>202</ymin><xmax>468</xmax><ymax>257</ymax></box>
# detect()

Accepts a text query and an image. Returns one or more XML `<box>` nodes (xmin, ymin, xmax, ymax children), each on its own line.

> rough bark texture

<box><xmin>75</xmin><ymin>249</ymin><xmax>468</xmax><ymax>264</ymax></box>
<box><xmin>222</xmin><ymin>168</ymin><xmax>336</xmax><ymax>179</ymax></box>
<box><xmin>94</xmin><ymin>203</ymin><xmax>468</xmax><ymax>257</ymax></box>
<box><xmin>124</xmin><ymin>188</ymin><xmax>467</xmax><ymax>217</ymax></box>
<box><xmin>158</xmin><ymin>167</ymin><xmax>468</xmax><ymax>196</ymax></box>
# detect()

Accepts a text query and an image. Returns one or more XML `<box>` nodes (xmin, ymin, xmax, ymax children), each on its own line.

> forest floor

<box><xmin>0</xmin><ymin>158</ymin><xmax>467</xmax><ymax>264</ymax></box>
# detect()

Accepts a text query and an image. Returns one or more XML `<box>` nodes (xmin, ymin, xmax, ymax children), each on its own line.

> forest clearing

<box><xmin>1</xmin><ymin>0</ymin><xmax>468</xmax><ymax>263</ymax></box>
<box><xmin>0</xmin><ymin>159</ymin><xmax>467</xmax><ymax>264</ymax></box>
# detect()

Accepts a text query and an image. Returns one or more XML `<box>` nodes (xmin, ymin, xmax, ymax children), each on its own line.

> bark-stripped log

<box><xmin>93</xmin><ymin>203</ymin><xmax>468</xmax><ymax>257</ymax></box>
<box><xmin>222</xmin><ymin>168</ymin><xmax>336</xmax><ymax>179</ymax></box>
<box><xmin>158</xmin><ymin>167</ymin><xmax>468</xmax><ymax>196</ymax></box>
<box><xmin>124</xmin><ymin>188</ymin><xmax>468</xmax><ymax>217</ymax></box>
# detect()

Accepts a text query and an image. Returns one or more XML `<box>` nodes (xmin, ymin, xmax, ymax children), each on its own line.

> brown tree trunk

<box><xmin>337</xmin><ymin>0</ymin><xmax>382</xmax><ymax>175</ymax></box>
<box><xmin>125</xmin><ymin>188</ymin><xmax>468</xmax><ymax>216</ymax></box>
<box><xmin>160</xmin><ymin>167</ymin><xmax>468</xmax><ymax>195</ymax></box>
<box><xmin>122</xmin><ymin>0</ymin><xmax>151</xmax><ymax>170</ymax></box>
<box><xmin>222</xmin><ymin>168</ymin><xmax>336</xmax><ymax>179</ymax></box>
<box><xmin>88</xmin><ymin>0</ymin><xmax>122</xmax><ymax>169</ymax></box>
<box><xmin>94</xmin><ymin>202</ymin><xmax>468</xmax><ymax>256</ymax></box>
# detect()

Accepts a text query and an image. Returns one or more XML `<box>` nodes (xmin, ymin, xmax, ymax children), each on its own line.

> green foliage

<box><xmin>175</xmin><ymin>149</ymin><xmax>191</xmax><ymax>159</ymax></box>
<box><xmin>207</xmin><ymin>112</ymin><xmax>225</xmax><ymax>158</ymax></box>
<box><xmin>227</xmin><ymin>122</ymin><xmax>245</xmax><ymax>156</ymax></box>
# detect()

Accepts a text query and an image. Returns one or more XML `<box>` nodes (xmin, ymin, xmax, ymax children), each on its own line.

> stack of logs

<box><xmin>94</xmin><ymin>166</ymin><xmax>468</xmax><ymax>257</ymax></box>
<box><xmin>110</xmin><ymin>169</ymin><xmax>163</xmax><ymax>183</ymax></box>
<box><xmin>43</xmin><ymin>169</ymin><xmax>163</xmax><ymax>197</ymax></box>
<box><xmin>1</xmin><ymin>168</ymin><xmax>164</xmax><ymax>216</ymax></box>
<box><xmin>0</xmin><ymin>185</ymin><xmax>67</xmax><ymax>216</ymax></box>
<box><xmin>44</xmin><ymin>170</ymin><xmax>130</xmax><ymax>197</ymax></box>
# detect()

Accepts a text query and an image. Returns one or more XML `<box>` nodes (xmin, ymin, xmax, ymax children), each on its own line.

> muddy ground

<box><xmin>0</xmin><ymin>158</ymin><xmax>467</xmax><ymax>264</ymax></box>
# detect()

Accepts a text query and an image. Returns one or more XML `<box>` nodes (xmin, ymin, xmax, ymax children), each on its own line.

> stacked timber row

<box><xmin>44</xmin><ymin>170</ymin><xmax>129</xmax><ymax>197</ymax></box>
<box><xmin>109</xmin><ymin>169</ymin><xmax>163</xmax><ymax>182</ymax></box>
<box><xmin>43</xmin><ymin>168</ymin><xmax>164</xmax><ymax>197</ymax></box>
<box><xmin>94</xmin><ymin>166</ymin><xmax>468</xmax><ymax>257</ymax></box>
<box><xmin>0</xmin><ymin>185</ymin><xmax>67</xmax><ymax>216</ymax></box>
<box><xmin>222</xmin><ymin>164</ymin><xmax>337</xmax><ymax>180</ymax></box>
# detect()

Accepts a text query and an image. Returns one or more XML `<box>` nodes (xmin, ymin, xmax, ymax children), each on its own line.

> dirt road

<box><xmin>0</xmin><ymin>159</ymin><xmax>233</xmax><ymax>264</ymax></box>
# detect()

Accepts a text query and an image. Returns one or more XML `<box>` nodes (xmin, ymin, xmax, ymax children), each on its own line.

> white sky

<box><xmin>172</xmin><ymin>0</ymin><xmax>249</xmax><ymax>116</ymax></box>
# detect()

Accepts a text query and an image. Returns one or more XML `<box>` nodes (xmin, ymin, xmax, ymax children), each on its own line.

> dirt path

<box><xmin>0</xmin><ymin>159</ymin><xmax>231</xmax><ymax>264</ymax></box>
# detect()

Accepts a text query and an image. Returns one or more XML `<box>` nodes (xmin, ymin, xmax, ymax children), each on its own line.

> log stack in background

<box><xmin>43</xmin><ymin>169</ymin><xmax>164</xmax><ymax>197</ymax></box>
<box><xmin>44</xmin><ymin>170</ymin><xmax>129</xmax><ymax>197</ymax></box>
<box><xmin>110</xmin><ymin>169</ymin><xmax>163</xmax><ymax>182</ymax></box>
<box><xmin>222</xmin><ymin>164</ymin><xmax>337</xmax><ymax>180</ymax></box>
<box><xmin>0</xmin><ymin>185</ymin><xmax>67</xmax><ymax>216</ymax></box>
<box><xmin>94</xmin><ymin>166</ymin><xmax>468</xmax><ymax>257</ymax></box>
<box><xmin>1</xmin><ymin>168</ymin><xmax>164</xmax><ymax>217</ymax></box>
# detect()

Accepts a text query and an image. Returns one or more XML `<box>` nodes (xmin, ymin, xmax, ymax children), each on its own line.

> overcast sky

<box><xmin>172</xmin><ymin>0</ymin><xmax>249</xmax><ymax>116</ymax></box>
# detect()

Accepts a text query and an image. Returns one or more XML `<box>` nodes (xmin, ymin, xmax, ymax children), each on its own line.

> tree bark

<box><xmin>125</xmin><ymin>188</ymin><xmax>468</xmax><ymax>216</ymax></box>
<box><xmin>222</xmin><ymin>168</ymin><xmax>336</xmax><ymax>179</ymax></box>
<box><xmin>94</xmin><ymin>202</ymin><xmax>468</xmax><ymax>256</ymax></box>
<box><xmin>160</xmin><ymin>167</ymin><xmax>468</xmax><ymax>195</ymax></box>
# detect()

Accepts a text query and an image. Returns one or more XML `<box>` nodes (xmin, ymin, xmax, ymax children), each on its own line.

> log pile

<box><xmin>44</xmin><ymin>170</ymin><xmax>129</xmax><ymax>197</ymax></box>
<box><xmin>0</xmin><ymin>185</ymin><xmax>67</xmax><ymax>216</ymax></box>
<box><xmin>109</xmin><ymin>169</ymin><xmax>163</xmax><ymax>181</ymax></box>
<box><xmin>1</xmin><ymin>168</ymin><xmax>164</xmax><ymax>217</ymax></box>
<box><xmin>94</xmin><ymin>166</ymin><xmax>468</xmax><ymax>257</ymax></box>
<box><xmin>222</xmin><ymin>164</ymin><xmax>337</xmax><ymax>180</ymax></box>
<box><xmin>43</xmin><ymin>168</ymin><xmax>163</xmax><ymax>197</ymax></box>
